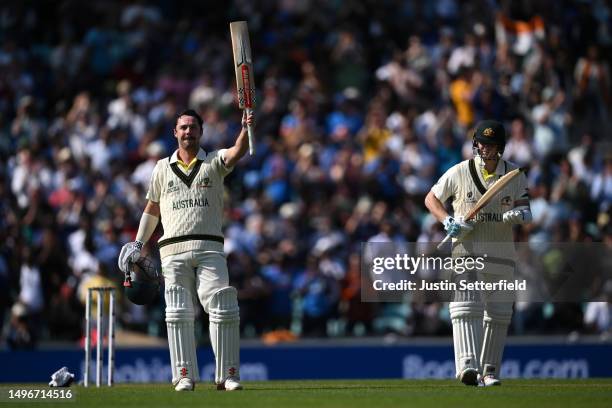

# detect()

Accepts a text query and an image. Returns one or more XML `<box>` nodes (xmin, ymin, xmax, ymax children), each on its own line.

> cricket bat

<box><xmin>437</xmin><ymin>167</ymin><xmax>525</xmax><ymax>250</ymax></box>
<box><xmin>230</xmin><ymin>21</ymin><xmax>256</xmax><ymax>155</ymax></box>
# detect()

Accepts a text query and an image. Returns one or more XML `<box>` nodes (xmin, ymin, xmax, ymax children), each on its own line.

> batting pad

<box><xmin>209</xmin><ymin>286</ymin><xmax>240</xmax><ymax>384</ymax></box>
<box><xmin>450</xmin><ymin>302</ymin><xmax>484</xmax><ymax>377</ymax></box>
<box><xmin>481</xmin><ymin>302</ymin><xmax>513</xmax><ymax>378</ymax></box>
<box><xmin>165</xmin><ymin>285</ymin><xmax>199</xmax><ymax>384</ymax></box>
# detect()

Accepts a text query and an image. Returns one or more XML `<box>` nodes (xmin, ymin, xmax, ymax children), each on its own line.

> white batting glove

<box><xmin>118</xmin><ymin>241</ymin><xmax>143</xmax><ymax>273</ymax></box>
<box><xmin>49</xmin><ymin>366</ymin><xmax>75</xmax><ymax>387</ymax></box>
<box><xmin>443</xmin><ymin>216</ymin><xmax>474</xmax><ymax>240</ymax></box>
<box><xmin>502</xmin><ymin>208</ymin><xmax>532</xmax><ymax>224</ymax></box>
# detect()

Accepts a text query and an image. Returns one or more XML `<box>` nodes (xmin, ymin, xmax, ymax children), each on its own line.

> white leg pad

<box><xmin>209</xmin><ymin>286</ymin><xmax>240</xmax><ymax>384</ymax></box>
<box><xmin>449</xmin><ymin>302</ymin><xmax>484</xmax><ymax>377</ymax></box>
<box><xmin>165</xmin><ymin>285</ymin><xmax>199</xmax><ymax>384</ymax></box>
<box><xmin>480</xmin><ymin>302</ymin><xmax>513</xmax><ymax>378</ymax></box>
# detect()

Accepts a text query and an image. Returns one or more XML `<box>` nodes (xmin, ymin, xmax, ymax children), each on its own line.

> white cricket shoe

<box><xmin>481</xmin><ymin>375</ymin><xmax>501</xmax><ymax>386</ymax></box>
<box><xmin>175</xmin><ymin>378</ymin><xmax>195</xmax><ymax>391</ymax></box>
<box><xmin>217</xmin><ymin>377</ymin><xmax>243</xmax><ymax>391</ymax></box>
<box><xmin>459</xmin><ymin>367</ymin><xmax>479</xmax><ymax>386</ymax></box>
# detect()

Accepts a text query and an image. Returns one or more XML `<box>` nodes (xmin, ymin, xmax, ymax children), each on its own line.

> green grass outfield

<box><xmin>2</xmin><ymin>379</ymin><xmax>612</xmax><ymax>408</ymax></box>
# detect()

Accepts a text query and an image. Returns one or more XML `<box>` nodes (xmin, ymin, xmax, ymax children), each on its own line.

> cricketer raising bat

<box><xmin>230</xmin><ymin>21</ymin><xmax>256</xmax><ymax>155</ymax></box>
<box><xmin>437</xmin><ymin>167</ymin><xmax>525</xmax><ymax>250</ymax></box>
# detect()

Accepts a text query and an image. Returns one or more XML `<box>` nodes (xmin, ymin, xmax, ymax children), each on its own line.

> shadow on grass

<box><xmin>246</xmin><ymin>383</ymin><xmax>456</xmax><ymax>392</ymax></box>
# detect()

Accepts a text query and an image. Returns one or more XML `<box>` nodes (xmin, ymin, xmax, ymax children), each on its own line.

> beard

<box><xmin>180</xmin><ymin>136</ymin><xmax>198</xmax><ymax>149</ymax></box>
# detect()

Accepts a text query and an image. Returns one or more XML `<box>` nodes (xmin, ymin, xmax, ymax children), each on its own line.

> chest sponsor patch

<box><xmin>465</xmin><ymin>191</ymin><xmax>477</xmax><ymax>203</ymax></box>
<box><xmin>166</xmin><ymin>180</ymin><xmax>180</xmax><ymax>194</ymax></box>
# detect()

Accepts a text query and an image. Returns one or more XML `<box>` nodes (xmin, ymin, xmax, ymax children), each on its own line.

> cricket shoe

<box><xmin>481</xmin><ymin>375</ymin><xmax>501</xmax><ymax>386</ymax></box>
<box><xmin>217</xmin><ymin>377</ymin><xmax>243</xmax><ymax>391</ymax></box>
<box><xmin>175</xmin><ymin>378</ymin><xmax>195</xmax><ymax>391</ymax></box>
<box><xmin>459</xmin><ymin>367</ymin><xmax>479</xmax><ymax>386</ymax></box>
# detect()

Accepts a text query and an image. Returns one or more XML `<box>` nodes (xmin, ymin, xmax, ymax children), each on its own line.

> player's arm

<box><xmin>502</xmin><ymin>173</ymin><xmax>532</xmax><ymax>224</ymax></box>
<box><xmin>425</xmin><ymin>190</ymin><xmax>473</xmax><ymax>239</ymax></box>
<box><xmin>118</xmin><ymin>161</ymin><xmax>162</xmax><ymax>273</ymax></box>
<box><xmin>425</xmin><ymin>168</ymin><xmax>473</xmax><ymax>239</ymax></box>
<box><xmin>118</xmin><ymin>200</ymin><xmax>160</xmax><ymax>272</ymax></box>
<box><xmin>223</xmin><ymin>112</ymin><xmax>254</xmax><ymax>168</ymax></box>
<box><xmin>133</xmin><ymin>201</ymin><xmax>161</xmax><ymax>248</ymax></box>
<box><xmin>136</xmin><ymin>200</ymin><xmax>160</xmax><ymax>245</ymax></box>
<box><xmin>424</xmin><ymin>191</ymin><xmax>449</xmax><ymax>223</ymax></box>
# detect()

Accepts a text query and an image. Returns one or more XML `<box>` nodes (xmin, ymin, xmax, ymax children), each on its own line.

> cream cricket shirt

<box><xmin>431</xmin><ymin>156</ymin><xmax>528</xmax><ymax>259</ymax></box>
<box><xmin>147</xmin><ymin>148</ymin><xmax>233</xmax><ymax>258</ymax></box>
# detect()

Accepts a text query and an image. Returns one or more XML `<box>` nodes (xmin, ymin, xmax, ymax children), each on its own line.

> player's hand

<box><xmin>502</xmin><ymin>209</ymin><xmax>524</xmax><ymax>224</ymax></box>
<box><xmin>443</xmin><ymin>216</ymin><xmax>474</xmax><ymax>239</ymax></box>
<box><xmin>118</xmin><ymin>241</ymin><xmax>143</xmax><ymax>273</ymax></box>
<box><xmin>242</xmin><ymin>111</ymin><xmax>254</xmax><ymax>129</ymax></box>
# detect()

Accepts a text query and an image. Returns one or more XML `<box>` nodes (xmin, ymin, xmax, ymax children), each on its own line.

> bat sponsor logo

<box><xmin>241</xmin><ymin>65</ymin><xmax>252</xmax><ymax>107</ymax></box>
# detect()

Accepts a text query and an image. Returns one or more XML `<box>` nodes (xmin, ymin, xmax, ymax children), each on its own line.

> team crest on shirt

<box><xmin>500</xmin><ymin>195</ymin><xmax>512</xmax><ymax>206</ymax></box>
<box><xmin>465</xmin><ymin>191</ymin><xmax>476</xmax><ymax>203</ymax></box>
<box><xmin>197</xmin><ymin>177</ymin><xmax>212</xmax><ymax>189</ymax></box>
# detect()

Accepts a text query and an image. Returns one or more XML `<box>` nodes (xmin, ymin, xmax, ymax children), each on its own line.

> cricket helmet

<box><xmin>472</xmin><ymin>119</ymin><xmax>506</xmax><ymax>155</ymax></box>
<box><xmin>124</xmin><ymin>256</ymin><xmax>161</xmax><ymax>305</ymax></box>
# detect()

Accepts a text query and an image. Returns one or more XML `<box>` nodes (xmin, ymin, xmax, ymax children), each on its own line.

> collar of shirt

<box><xmin>475</xmin><ymin>155</ymin><xmax>505</xmax><ymax>182</ymax></box>
<box><xmin>170</xmin><ymin>148</ymin><xmax>206</xmax><ymax>170</ymax></box>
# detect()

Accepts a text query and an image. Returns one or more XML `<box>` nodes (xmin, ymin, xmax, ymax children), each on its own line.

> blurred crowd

<box><xmin>1</xmin><ymin>0</ymin><xmax>611</xmax><ymax>349</ymax></box>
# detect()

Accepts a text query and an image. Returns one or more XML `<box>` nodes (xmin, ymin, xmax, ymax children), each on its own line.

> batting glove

<box><xmin>443</xmin><ymin>216</ymin><xmax>474</xmax><ymax>239</ymax></box>
<box><xmin>502</xmin><ymin>208</ymin><xmax>532</xmax><ymax>224</ymax></box>
<box><xmin>118</xmin><ymin>241</ymin><xmax>143</xmax><ymax>273</ymax></box>
<box><xmin>49</xmin><ymin>366</ymin><xmax>75</xmax><ymax>387</ymax></box>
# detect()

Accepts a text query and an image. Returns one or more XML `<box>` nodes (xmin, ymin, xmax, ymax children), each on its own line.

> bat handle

<box><xmin>246</xmin><ymin>108</ymin><xmax>255</xmax><ymax>155</ymax></box>
<box><xmin>436</xmin><ymin>234</ymin><xmax>452</xmax><ymax>250</ymax></box>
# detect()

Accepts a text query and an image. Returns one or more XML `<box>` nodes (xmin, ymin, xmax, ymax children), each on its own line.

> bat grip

<box><xmin>436</xmin><ymin>234</ymin><xmax>452</xmax><ymax>250</ymax></box>
<box><xmin>246</xmin><ymin>108</ymin><xmax>255</xmax><ymax>155</ymax></box>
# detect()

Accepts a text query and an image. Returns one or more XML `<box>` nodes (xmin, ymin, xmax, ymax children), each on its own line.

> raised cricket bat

<box><xmin>230</xmin><ymin>21</ymin><xmax>256</xmax><ymax>155</ymax></box>
<box><xmin>437</xmin><ymin>167</ymin><xmax>525</xmax><ymax>250</ymax></box>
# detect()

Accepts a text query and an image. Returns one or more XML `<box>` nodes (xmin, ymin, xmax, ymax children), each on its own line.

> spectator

<box><xmin>504</xmin><ymin>117</ymin><xmax>534</xmax><ymax>167</ymax></box>
<box><xmin>531</xmin><ymin>88</ymin><xmax>569</xmax><ymax>159</ymax></box>
<box><xmin>573</xmin><ymin>45</ymin><xmax>611</xmax><ymax>134</ymax></box>
<box><xmin>131</xmin><ymin>141</ymin><xmax>165</xmax><ymax>189</ymax></box>
<box><xmin>583</xmin><ymin>280</ymin><xmax>612</xmax><ymax>335</ymax></box>
<box><xmin>591</xmin><ymin>157</ymin><xmax>612</xmax><ymax>212</ymax></box>
<box><xmin>449</xmin><ymin>66</ymin><xmax>479</xmax><ymax>129</ymax></box>
<box><xmin>6</xmin><ymin>302</ymin><xmax>37</xmax><ymax>350</ymax></box>
<box><xmin>295</xmin><ymin>256</ymin><xmax>340</xmax><ymax>337</ymax></box>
